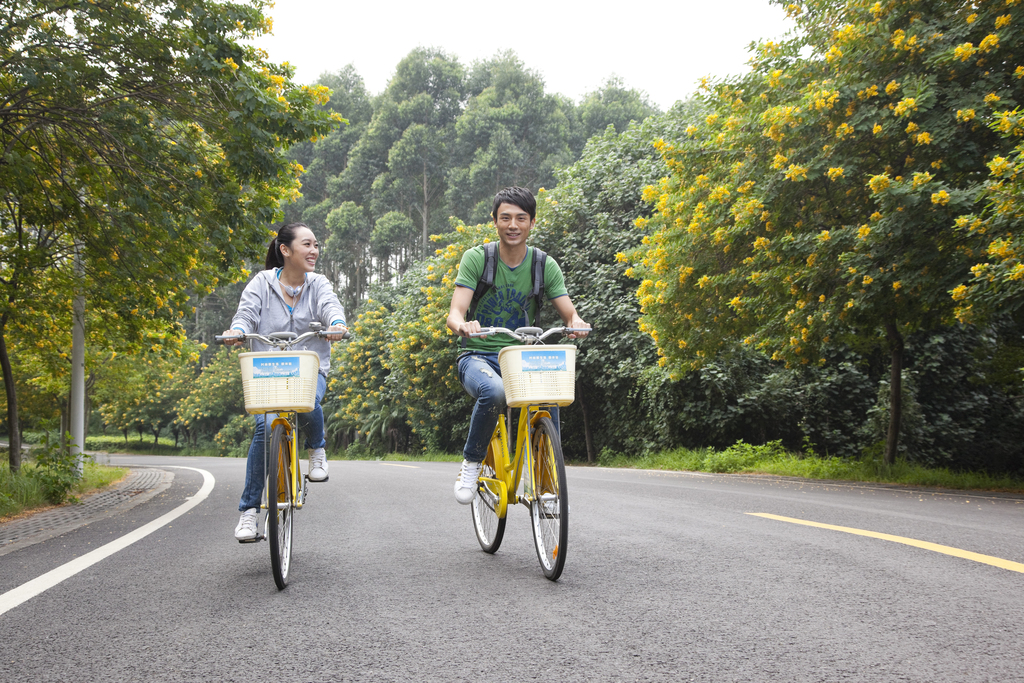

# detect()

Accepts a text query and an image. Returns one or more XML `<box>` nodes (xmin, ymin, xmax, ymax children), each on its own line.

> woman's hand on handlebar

<box><xmin>324</xmin><ymin>324</ymin><xmax>349</xmax><ymax>341</ymax></box>
<box><xmin>220</xmin><ymin>329</ymin><xmax>245</xmax><ymax>346</ymax></box>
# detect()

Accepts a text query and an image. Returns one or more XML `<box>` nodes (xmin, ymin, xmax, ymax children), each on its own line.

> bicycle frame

<box><xmin>480</xmin><ymin>404</ymin><xmax>555</xmax><ymax>517</ymax></box>
<box><xmin>264</xmin><ymin>412</ymin><xmax>304</xmax><ymax>511</ymax></box>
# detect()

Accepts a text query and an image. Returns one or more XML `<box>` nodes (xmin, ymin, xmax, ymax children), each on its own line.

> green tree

<box><xmin>627</xmin><ymin>0</ymin><xmax>1023</xmax><ymax>465</ymax></box>
<box><xmin>0</xmin><ymin>0</ymin><xmax>340</xmax><ymax>470</ymax></box>
<box><xmin>578</xmin><ymin>76</ymin><xmax>662</xmax><ymax>140</ymax></box>
<box><xmin>447</xmin><ymin>52</ymin><xmax>577</xmax><ymax>223</ymax></box>
<box><xmin>344</xmin><ymin>48</ymin><xmax>466</xmax><ymax>255</ymax></box>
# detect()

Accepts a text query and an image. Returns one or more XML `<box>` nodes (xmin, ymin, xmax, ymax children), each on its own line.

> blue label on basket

<box><xmin>252</xmin><ymin>357</ymin><xmax>300</xmax><ymax>378</ymax></box>
<box><xmin>520</xmin><ymin>349</ymin><xmax>567</xmax><ymax>372</ymax></box>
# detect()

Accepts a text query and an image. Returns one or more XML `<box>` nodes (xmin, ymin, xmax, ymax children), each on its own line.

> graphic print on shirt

<box><xmin>475</xmin><ymin>283</ymin><xmax>531</xmax><ymax>329</ymax></box>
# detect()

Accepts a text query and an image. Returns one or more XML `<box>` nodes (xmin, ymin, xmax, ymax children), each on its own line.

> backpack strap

<box><xmin>524</xmin><ymin>247</ymin><xmax>547</xmax><ymax>327</ymax></box>
<box><xmin>461</xmin><ymin>242</ymin><xmax>498</xmax><ymax>348</ymax></box>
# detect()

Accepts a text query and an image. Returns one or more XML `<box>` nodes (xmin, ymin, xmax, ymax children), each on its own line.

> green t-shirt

<box><xmin>455</xmin><ymin>245</ymin><xmax>569</xmax><ymax>352</ymax></box>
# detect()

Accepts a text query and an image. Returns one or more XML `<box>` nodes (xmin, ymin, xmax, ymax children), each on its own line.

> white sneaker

<box><xmin>234</xmin><ymin>508</ymin><xmax>259</xmax><ymax>541</ymax></box>
<box><xmin>308</xmin><ymin>448</ymin><xmax>329</xmax><ymax>482</ymax></box>
<box><xmin>454</xmin><ymin>460</ymin><xmax>482</xmax><ymax>504</ymax></box>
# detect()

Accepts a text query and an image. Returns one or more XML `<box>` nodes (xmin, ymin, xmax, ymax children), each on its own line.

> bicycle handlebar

<box><xmin>214</xmin><ymin>327</ymin><xmax>351</xmax><ymax>349</ymax></box>
<box><xmin>468</xmin><ymin>325</ymin><xmax>592</xmax><ymax>343</ymax></box>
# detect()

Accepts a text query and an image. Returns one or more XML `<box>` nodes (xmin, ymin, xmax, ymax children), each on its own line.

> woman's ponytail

<box><xmin>264</xmin><ymin>222</ymin><xmax>306</xmax><ymax>270</ymax></box>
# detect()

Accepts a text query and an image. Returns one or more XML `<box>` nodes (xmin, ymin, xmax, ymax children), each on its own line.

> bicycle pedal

<box><xmin>237</xmin><ymin>534</ymin><xmax>265</xmax><ymax>544</ymax></box>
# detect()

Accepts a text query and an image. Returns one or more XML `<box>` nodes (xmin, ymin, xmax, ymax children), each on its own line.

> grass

<box><xmin>595</xmin><ymin>440</ymin><xmax>1024</xmax><ymax>493</ymax></box>
<box><xmin>0</xmin><ymin>458</ymin><xmax>128</xmax><ymax>519</ymax></box>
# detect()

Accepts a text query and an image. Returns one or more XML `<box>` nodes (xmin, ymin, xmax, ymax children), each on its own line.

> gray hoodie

<box><xmin>230</xmin><ymin>269</ymin><xmax>346</xmax><ymax>376</ymax></box>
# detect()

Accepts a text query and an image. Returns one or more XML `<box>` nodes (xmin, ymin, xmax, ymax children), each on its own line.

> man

<box><xmin>446</xmin><ymin>186</ymin><xmax>589</xmax><ymax>503</ymax></box>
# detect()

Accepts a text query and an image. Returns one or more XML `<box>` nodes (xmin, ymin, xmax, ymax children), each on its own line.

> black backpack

<box><xmin>462</xmin><ymin>242</ymin><xmax>547</xmax><ymax>347</ymax></box>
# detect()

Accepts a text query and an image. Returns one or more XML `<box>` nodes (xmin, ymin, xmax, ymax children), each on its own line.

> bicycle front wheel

<box><xmin>528</xmin><ymin>416</ymin><xmax>568</xmax><ymax>581</ymax></box>
<box><xmin>267</xmin><ymin>422</ymin><xmax>294</xmax><ymax>590</ymax></box>
<box><xmin>472</xmin><ymin>447</ymin><xmax>506</xmax><ymax>553</ymax></box>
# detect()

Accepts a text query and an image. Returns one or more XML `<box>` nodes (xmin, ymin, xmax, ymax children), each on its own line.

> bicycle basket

<box><xmin>497</xmin><ymin>344</ymin><xmax>576</xmax><ymax>407</ymax></box>
<box><xmin>239</xmin><ymin>351</ymin><xmax>320</xmax><ymax>414</ymax></box>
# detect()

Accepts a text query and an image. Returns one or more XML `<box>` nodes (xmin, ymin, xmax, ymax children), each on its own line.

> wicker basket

<box><xmin>239</xmin><ymin>351</ymin><xmax>320</xmax><ymax>414</ymax></box>
<box><xmin>497</xmin><ymin>345</ymin><xmax>576</xmax><ymax>407</ymax></box>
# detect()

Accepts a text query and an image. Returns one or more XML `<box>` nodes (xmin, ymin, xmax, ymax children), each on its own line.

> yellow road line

<box><xmin>380</xmin><ymin>463</ymin><xmax>419</xmax><ymax>469</ymax></box>
<box><xmin>748</xmin><ymin>512</ymin><xmax>1024</xmax><ymax>574</ymax></box>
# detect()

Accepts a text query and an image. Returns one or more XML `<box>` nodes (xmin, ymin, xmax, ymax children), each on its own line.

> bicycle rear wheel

<box><xmin>471</xmin><ymin>446</ymin><xmax>506</xmax><ymax>553</ymax></box>
<box><xmin>528</xmin><ymin>416</ymin><xmax>568</xmax><ymax>581</ymax></box>
<box><xmin>267</xmin><ymin>423</ymin><xmax>293</xmax><ymax>590</ymax></box>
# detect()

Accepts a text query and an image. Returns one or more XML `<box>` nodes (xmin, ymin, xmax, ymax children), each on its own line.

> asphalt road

<box><xmin>0</xmin><ymin>455</ymin><xmax>1022</xmax><ymax>682</ymax></box>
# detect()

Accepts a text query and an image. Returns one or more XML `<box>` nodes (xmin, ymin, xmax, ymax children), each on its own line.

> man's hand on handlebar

<box><xmin>455</xmin><ymin>319</ymin><xmax>484</xmax><ymax>338</ymax></box>
<box><xmin>566</xmin><ymin>314</ymin><xmax>591</xmax><ymax>340</ymax></box>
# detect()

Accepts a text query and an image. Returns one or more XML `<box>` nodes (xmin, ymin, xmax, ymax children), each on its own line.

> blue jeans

<box><xmin>457</xmin><ymin>352</ymin><xmax>559</xmax><ymax>463</ymax></box>
<box><xmin>239</xmin><ymin>373</ymin><xmax>327</xmax><ymax>511</ymax></box>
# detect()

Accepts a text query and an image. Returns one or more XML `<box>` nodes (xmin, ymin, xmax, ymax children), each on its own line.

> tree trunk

<box><xmin>0</xmin><ymin>314</ymin><xmax>21</xmax><ymax>472</ymax></box>
<box><xmin>577</xmin><ymin>384</ymin><xmax>596</xmax><ymax>463</ymax></box>
<box><xmin>884</xmin><ymin>323</ymin><xmax>904</xmax><ymax>466</ymax></box>
<box><xmin>421</xmin><ymin>163</ymin><xmax>430</xmax><ymax>257</ymax></box>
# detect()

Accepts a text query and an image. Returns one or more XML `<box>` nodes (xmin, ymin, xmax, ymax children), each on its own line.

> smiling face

<box><xmin>494</xmin><ymin>202</ymin><xmax>534</xmax><ymax>250</ymax></box>
<box><xmin>281</xmin><ymin>226</ymin><xmax>319</xmax><ymax>273</ymax></box>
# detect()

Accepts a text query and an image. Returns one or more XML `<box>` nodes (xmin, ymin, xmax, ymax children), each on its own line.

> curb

<box><xmin>0</xmin><ymin>467</ymin><xmax>174</xmax><ymax>557</ymax></box>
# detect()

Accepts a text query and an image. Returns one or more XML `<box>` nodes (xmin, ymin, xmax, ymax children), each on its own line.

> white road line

<box><xmin>381</xmin><ymin>463</ymin><xmax>420</xmax><ymax>469</ymax></box>
<box><xmin>0</xmin><ymin>466</ymin><xmax>215</xmax><ymax>616</ymax></box>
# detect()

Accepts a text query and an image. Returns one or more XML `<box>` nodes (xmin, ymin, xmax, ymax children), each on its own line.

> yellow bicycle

<box><xmin>217</xmin><ymin>323</ymin><xmax>346</xmax><ymax>589</ymax></box>
<box><xmin>467</xmin><ymin>325</ymin><xmax>588</xmax><ymax>581</ymax></box>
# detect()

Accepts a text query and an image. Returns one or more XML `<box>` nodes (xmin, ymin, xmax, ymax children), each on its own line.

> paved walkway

<box><xmin>0</xmin><ymin>467</ymin><xmax>174</xmax><ymax>557</ymax></box>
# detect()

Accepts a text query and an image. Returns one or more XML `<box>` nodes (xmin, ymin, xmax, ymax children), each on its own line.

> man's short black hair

<box><xmin>491</xmin><ymin>186</ymin><xmax>536</xmax><ymax>222</ymax></box>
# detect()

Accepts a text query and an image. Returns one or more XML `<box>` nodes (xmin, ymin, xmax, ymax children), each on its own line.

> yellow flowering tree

<box><xmin>627</xmin><ymin>0</ymin><xmax>1023</xmax><ymax>465</ymax></box>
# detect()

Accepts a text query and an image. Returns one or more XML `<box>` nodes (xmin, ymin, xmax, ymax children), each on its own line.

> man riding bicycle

<box><xmin>446</xmin><ymin>186</ymin><xmax>589</xmax><ymax>504</ymax></box>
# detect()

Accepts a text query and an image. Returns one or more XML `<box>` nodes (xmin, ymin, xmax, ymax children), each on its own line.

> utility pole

<box><xmin>70</xmin><ymin>246</ymin><xmax>86</xmax><ymax>476</ymax></box>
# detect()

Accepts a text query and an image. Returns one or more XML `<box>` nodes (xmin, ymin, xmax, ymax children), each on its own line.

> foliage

<box><xmin>175</xmin><ymin>347</ymin><xmax>245</xmax><ymax>443</ymax></box>
<box><xmin>625</xmin><ymin>0</ymin><xmax>1024</xmax><ymax>463</ymax></box>
<box><xmin>28</xmin><ymin>431</ymin><xmax>81</xmax><ymax>505</ymax></box>
<box><xmin>213</xmin><ymin>413</ymin><xmax>254</xmax><ymax>457</ymax></box>
<box><xmin>0</xmin><ymin>0</ymin><xmax>342</xmax><ymax>469</ymax></box>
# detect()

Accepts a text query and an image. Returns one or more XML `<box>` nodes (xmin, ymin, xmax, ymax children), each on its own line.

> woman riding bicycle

<box><xmin>222</xmin><ymin>222</ymin><xmax>347</xmax><ymax>541</ymax></box>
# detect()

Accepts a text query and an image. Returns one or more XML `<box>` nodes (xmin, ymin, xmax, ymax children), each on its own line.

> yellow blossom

<box><xmin>873</xmin><ymin>123</ymin><xmax>883</xmax><ymax>135</ymax></box>
<box><xmin>996</xmin><ymin>15</ymin><xmax>1012</xmax><ymax>29</ymax></box>
<box><xmin>985</xmin><ymin>92</ymin><xmax>1001</xmax><ymax>105</ymax></box>
<box><xmin>916</xmin><ymin>131</ymin><xmax>932</xmax><ymax>144</ymax></box>
<box><xmin>862</xmin><ymin>276</ymin><xmax>873</xmax><ymax>286</ymax></box>
<box><xmin>818</xmin><ymin>230</ymin><xmax>831</xmax><ymax>241</ymax></box>
<box><xmin>957</xmin><ymin>109</ymin><xmax>976</xmax><ymax>122</ymax></box>
<box><xmin>885</xmin><ymin>80</ymin><xmax>901</xmax><ymax>95</ymax></box>
<box><xmin>858</xmin><ymin>225</ymin><xmax>872</xmax><ymax>239</ymax></box>
<box><xmin>785</xmin><ymin>164</ymin><xmax>809</xmax><ymax>181</ymax></box>
<box><xmin>894</xmin><ymin>98</ymin><xmax>917</xmax><ymax>116</ymax></box>
<box><xmin>979</xmin><ymin>34</ymin><xmax>1000</xmax><ymax>52</ymax></box>
<box><xmin>893</xmin><ymin>281</ymin><xmax>902</xmax><ymax>290</ymax></box>
<box><xmin>954</xmin><ymin>42</ymin><xmax>977</xmax><ymax>61</ymax></box>
<box><xmin>931</xmin><ymin>190</ymin><xmax>951</xmax><ymax>205</ymax></box>
<box><xmin>989</xmin><ymin>156</ymin><xmax>1012</xmax><ymax>176</ymax></box>
<box><xmin>869</xmin><ymin>174</ymin><xmax>891</xmax><ymax>194</ymax></box>
<box><xmin>951</xmin><ymin>284</ymin><xmax>968</xmax><ymax>300</ymax></box>
<box><xmin>905</xmin><ymin>121</ymin><xmax>919</xmax><ymax>133</ymax></box>
<box><xmin>827</xmin><ymin>167</ymin><xmax>845</xmax><ymax>181</ymax></box>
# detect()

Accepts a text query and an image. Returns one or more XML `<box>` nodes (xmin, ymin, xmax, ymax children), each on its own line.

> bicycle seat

<box><xmin>268</xmin><ymin>332</ymin><xmax>298</xmax><ymax>342</ymax></box>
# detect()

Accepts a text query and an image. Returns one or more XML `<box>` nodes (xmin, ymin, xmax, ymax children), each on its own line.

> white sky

<box><xmin>253</xmin><ymin>0</ymin><xmax>797</xmax><ymax>110</ymax></box>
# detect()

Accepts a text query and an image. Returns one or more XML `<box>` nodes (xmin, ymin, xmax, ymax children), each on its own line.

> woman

<box><xmin>222</xmin><ymin>222</ymin><xmax>347</xmax><ymax>541</ymax></box>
